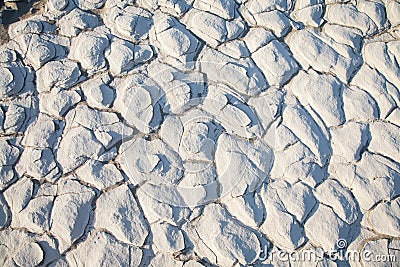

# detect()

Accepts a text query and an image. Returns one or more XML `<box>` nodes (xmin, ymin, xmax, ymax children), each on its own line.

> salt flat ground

<box><xmin>0</xmin><ymin>0</ymin><xmax>400</xmax><ymax>266</ymax></box>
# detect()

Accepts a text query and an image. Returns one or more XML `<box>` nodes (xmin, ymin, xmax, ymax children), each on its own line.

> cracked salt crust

<box><xmin>0</xmin><ymin>0</ymin><xmax>400</xmax><ymax>266</ymax></box>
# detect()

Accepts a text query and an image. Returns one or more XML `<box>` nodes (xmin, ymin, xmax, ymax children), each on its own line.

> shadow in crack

<box><xmin>0</xmin><ymin>0</ymin><xmax>46</xmax><ymax>44</ymax></box>
<box><xmin>1</xmin><ymin>0</ymin><xmax>45</xmax><ymax>26</ymax></box>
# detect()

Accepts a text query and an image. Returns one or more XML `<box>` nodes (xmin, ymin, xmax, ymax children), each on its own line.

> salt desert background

<box><xmin>0</xmin><ymin>0</ymin><xmax>399</xmax><ymax>266</ymax></box>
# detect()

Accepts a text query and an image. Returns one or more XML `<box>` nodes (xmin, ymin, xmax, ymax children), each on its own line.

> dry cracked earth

<box><xmin>0</xmin><ymin>0</ymin><xmax>400</xmax><ymax>266</ymax></box>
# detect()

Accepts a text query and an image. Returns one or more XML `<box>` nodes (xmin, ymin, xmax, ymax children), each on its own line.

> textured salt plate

<box><xmin>0</xmin><ymin>0</ymin><xmax>399</xmax><ymax>266</ymax></box>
